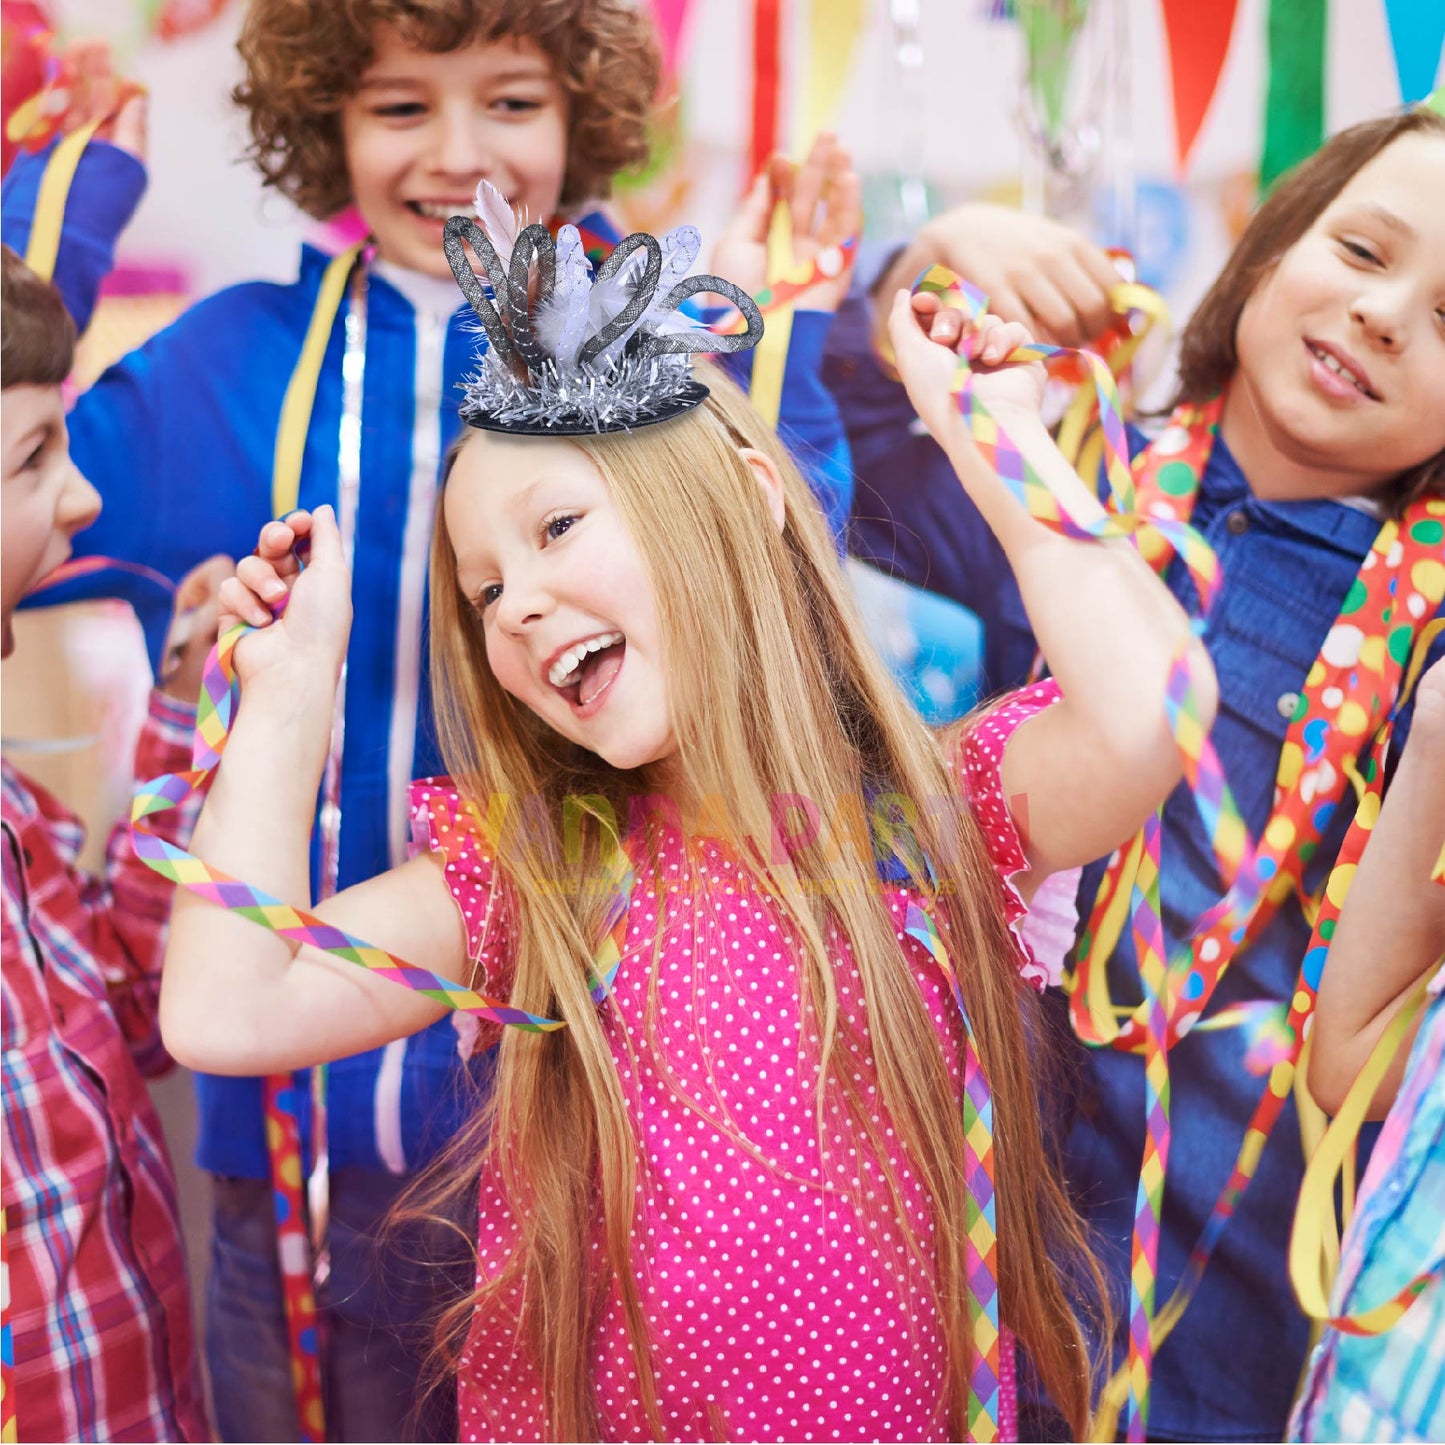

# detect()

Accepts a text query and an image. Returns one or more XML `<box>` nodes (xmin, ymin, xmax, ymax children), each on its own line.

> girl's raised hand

<box><xmin>888</xmin><ymin>288</ymin><xmax>1046</xmax><ymax>448</ymax></box>
<box><xmin>218</xmin><ymin>507</ymin><xmax>352</xmax><ymax>690</ymax></box>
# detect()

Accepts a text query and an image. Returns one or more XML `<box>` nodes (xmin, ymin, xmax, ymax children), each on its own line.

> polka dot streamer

<box><xmin>1078</xmin><ymin>416</ymin><xmax>1445</xmax><ymax>1437</ymax></box>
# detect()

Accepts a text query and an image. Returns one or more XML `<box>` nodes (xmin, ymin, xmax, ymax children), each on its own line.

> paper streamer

<box><xmin>262</xmin><ymin>1074</ymin><xmax>325</xmax><ymax>1442</ymax></box>
<box><xmin>1082</xmin><ymin>513</ymin><xmax>1445</xmax><ymax>1438</ymax></box>
<box><xmin>1290</xmin><ymin>977</ymin><xmax>1438</xmax><ymax>1335</ymax></box>
<box><xmin>132</xmin><ymin>623</ymin><xmax>567</xmax><ymax>1026</ymax></box>
<box><xmin>715</xmin><ymin>236</ymin><xmax>858</xmax><ymax>334</ymax></box>
<box><xmin>905</xmin><ymin>903</ymin><xmax>1001</xmax><ymax>1443</ymax></box>
<box><xmin>912</xmin><ymin>266</ymin><xmax>1240</xmax><ymax>1438</ymax></box>
<box><xmin>1124</xmin><ymin>810</ymin><xmax>1169</xmax><ymax>1441</ymax></box>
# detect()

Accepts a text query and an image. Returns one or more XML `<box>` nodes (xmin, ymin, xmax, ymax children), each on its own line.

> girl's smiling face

<box><xmin>1229</xmin><ymin>132</ymin><xmax>1445</xmax><ymax>499</ymax></box>
<box><xmin>445</xmin><ymin>430</ymin><xmax>676</xmax><ymax>771</ymax></box>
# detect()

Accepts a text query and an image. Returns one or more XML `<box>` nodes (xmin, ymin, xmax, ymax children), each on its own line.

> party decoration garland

<box><xmin>1159</xmin><ymin>0</ymin><xmax>1240</xmax><ymax>175</ymax></box>
<box><xmin>1261</xmin><ymin>0</ymin><xmax>1326</xmax><ymax>190</ymax></box>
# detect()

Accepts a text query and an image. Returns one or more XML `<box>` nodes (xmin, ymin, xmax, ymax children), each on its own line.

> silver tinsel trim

<box><xmin>459</xmin><ymin>348</ymin><xmax>709</xmax><ymax>435</ymax></box>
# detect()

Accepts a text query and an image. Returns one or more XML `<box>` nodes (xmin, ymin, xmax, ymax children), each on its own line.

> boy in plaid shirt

<box><xmin>0</xmin><ymin>243</ymin><xmax>226</xmax><ymax>1443</ymax></box>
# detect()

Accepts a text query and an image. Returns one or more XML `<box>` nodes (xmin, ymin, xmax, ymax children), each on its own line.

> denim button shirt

<box><xmin>1052</xmin><ymin>440</ymin><xmax>1445</xmax><ymax>1443</ymax></box>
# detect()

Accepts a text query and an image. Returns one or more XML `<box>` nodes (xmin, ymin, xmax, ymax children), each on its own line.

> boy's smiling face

<box><xmin>1230</xmin><ymin>132</ymin><xmax>1445</xmax><ymax>499</ymax></box>
<box><xmin>342</xmin><ymin>29</ymin><xmax>570</xmax><ymax>282</ymax></box>
<box><xmin>1</xmin><ymin>384</ymin><xmax>100</xmax><ymax>658</ymax></box>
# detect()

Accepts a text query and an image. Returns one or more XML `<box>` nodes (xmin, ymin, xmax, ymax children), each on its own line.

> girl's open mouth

<box><xmin>548</xmin><ymin>632</ymin><xmax>626</xmax><ymax>715</ymax></box>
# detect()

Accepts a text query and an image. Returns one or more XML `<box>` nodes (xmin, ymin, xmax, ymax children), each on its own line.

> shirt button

<box><xmin>1226</xmin><ymin>509</ymin><xmax>1250</xmax><ymax>536</ymax></box>
<box><xmin>1277</xmin><ymin>691</ymin><xmax>1301</xmax><ymax>720</ymax></box>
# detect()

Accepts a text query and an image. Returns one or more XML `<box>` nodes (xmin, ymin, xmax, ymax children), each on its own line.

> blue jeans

<box><xmin>205</xmin><ymin>1168</ymin><xmax>474</xmax><ymax>1443</ymax></box>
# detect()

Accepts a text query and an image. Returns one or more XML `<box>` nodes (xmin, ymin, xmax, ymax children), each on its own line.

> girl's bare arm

<box><xmin>1308</xmin><ymin>661</ymin><xmax>1445</xmax><ymax>1117</ymax></box>
<box><xmin>160</xmin><ymin>508</ymin><xmax>463</xmax><ymax>1074</ymax></box>
<box><xmin>890</xmin><ymin>290</ymin><xmax>1218</xmax><ymax>892</ymax></box>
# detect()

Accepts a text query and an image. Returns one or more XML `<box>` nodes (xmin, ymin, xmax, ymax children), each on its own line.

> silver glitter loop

<box><xmin>638</xmin><ymin>276</ymin><xmax>764</xmax><ymax>356</ymax></box>
<box><xmin>443</xmin><ymin>215</ymin><xmax>514</xmax><ymax>364</ymax></box>
<box><xmin>576</xmin><ymin>232</ymin><xmax>663</xmax><ymax>365</ymax></box>
<box><xmin>506</xmin><ymin>224</ymin><xmax>557</xmax><ymax>374</ymax></box>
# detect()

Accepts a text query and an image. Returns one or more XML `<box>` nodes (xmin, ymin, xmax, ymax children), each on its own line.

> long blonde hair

<box><xmin>417</xmin><ymin>362</ymin><xmax>1103</xmax><ymax>1438</ymax></box>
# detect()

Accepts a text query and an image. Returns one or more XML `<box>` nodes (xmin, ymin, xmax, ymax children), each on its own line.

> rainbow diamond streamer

<box><xmin>1080</xmin><ymin>496</ymin><xmax>1445</xmax><ymax>1437</ymax></box>
<box><xmin>131</xmin><ymin>622</ymin><xmax>566</xmax><ymax>1031</ymax></box>
<box><xmin>904</xmin><ymin>901</ymin><xmax>1000</xmax><ymax>1443</ymax></box>
<box><xmin>918</xmin><ymin>266</ymin><xmax>1223</xmax><ymax>616</ymax></box>
<box><xmin>925</xmin><ymin>264</ymin><xmax>1445</xmax><ymax>1435</ymax></box>
<box><xmin>913</xmin><ymin>266</ymin><xmax>1252</xmax><ymax>1438</ymax></box>
<box><xmin>1124</xmin><ymin>810</ymin><xmax>1168</xmax><ymax>1442</ymax></box>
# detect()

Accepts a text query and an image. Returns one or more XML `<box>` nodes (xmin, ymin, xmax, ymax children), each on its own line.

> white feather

<box><xmin>583</xmin><ymin>249</ymin><xmax>651</xmax><ymax>367</ymax></box>
<box><xmin>472</xmin><ymin>179</ymin><xmax>520</xmax><ymax>271</ymax></box>
<box><xmin>531</xmin><ymin>225</ymin><xmax>594</xmax><ymax>369</ymax></box>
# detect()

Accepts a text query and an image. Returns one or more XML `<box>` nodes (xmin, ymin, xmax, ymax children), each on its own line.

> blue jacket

<box><xmin>824</xmin><ymin>272</ymin><xmax>1445</xmax><ymax>1441</ymax></box>
<box><xmin>3</xmin><ymin>140</ymin><xmax>854</xmax><ymax>1180</ymax></box>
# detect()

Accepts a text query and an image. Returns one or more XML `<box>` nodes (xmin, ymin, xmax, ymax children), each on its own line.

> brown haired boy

<box><xmin>1</xmin><ymin>244</ymin><xmax>226</xmax><ymax>1442</ymax></box>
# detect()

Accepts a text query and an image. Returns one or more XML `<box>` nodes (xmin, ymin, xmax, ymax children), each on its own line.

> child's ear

<box><xmin>740</xmin><ymin>447</ymin><xmax>786</xmax><ymax>532</ymax></box>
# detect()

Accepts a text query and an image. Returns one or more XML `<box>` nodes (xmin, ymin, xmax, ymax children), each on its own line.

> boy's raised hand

<box><xmin>711</xmin><ymin>132</ymin><xmax>861</xmax><ymax>314</ymax></box>
<box><xmin>888</xmin><ymin>288</ymin><xmax>1045</xmax><ymax>450</ymax></box>
<box><xmin>219</xmin><ymin>507</ymin><xmax>352</xmax><ymax>691</ymax></box>
<box><xmin>45</xmin><ymin>37</ymin><xmax>148</xmax><ymax>162</ymax></box>
<box><xmin>874</xmin><ymin>203</ymin><xmax>1120</xmax><ymax>351</ymax></box>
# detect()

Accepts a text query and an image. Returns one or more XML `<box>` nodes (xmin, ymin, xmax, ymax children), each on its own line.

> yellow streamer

<box><xmin>794</xmin><ymin>0</ymin><xmax>866</xmax><ymax>151</ymax></box>
<box><xmin>746</xmin><ymin>0</ymin><xmax>863</xmax><ymax>428</ymax></box>
<box><xmin>24</xmin><ymin>119</ymin><xmax>103</xmax><ymax>283</ymax></box>
<box><xmin>271</xmin><ymin>244</ymin><xmax>366</xmax><ymax>518</ymax></box>
<box><xmin>1289</xmin><ymin>980</ymin><xmax>1431</xmax><ymax>1327</ymax></box>
<box><xmin>748</xmin><ymin>206</ymin><xmax>794</xmax><ymax>429</ymax></box>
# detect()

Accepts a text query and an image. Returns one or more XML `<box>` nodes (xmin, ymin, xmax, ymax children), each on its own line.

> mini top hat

<box><xmin>444</xmin><ymin>182</ymin><xmax>765</xmax><ymax>435</ymax></box>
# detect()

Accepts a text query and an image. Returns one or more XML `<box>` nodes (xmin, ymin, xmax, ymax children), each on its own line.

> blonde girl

<box><xmin>162</xmin><ymin>298</ymin><xmax>1215</xmax><ymax>1440</ymax></box>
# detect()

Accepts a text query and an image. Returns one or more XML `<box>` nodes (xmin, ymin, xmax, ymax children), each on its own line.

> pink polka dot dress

<box><xmin>410</xmin><ymin>683</ymin><xmax>1075</xmax><ymax>1442</ymax></box>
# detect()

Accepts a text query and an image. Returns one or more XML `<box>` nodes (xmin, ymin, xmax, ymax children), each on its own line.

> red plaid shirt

<box><xmin>2</xmin><ymin>692</ymin><xmax>210</xmax><ymax>1443</ymax></box>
